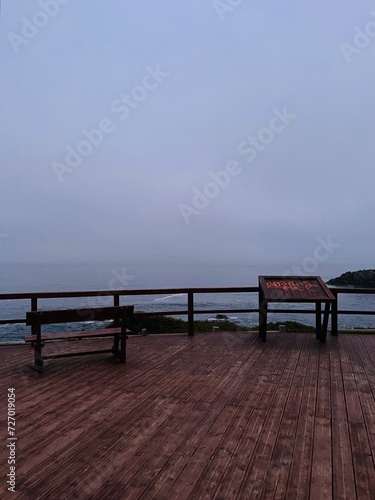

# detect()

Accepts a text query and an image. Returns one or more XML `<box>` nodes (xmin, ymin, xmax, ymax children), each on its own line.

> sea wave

<box><xmin>153</xmin><ymin>293</ymin><xmax>187</xmax><ymax>302</ymax></box>
<box><xmin>206</xmin><ymin>316</ymin><xmax>240</xmax><ymax>322</ymax></box>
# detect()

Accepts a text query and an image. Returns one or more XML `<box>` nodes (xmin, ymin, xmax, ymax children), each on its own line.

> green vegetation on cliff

<box><xmin>327</xmin><ymin>269</ymin><xmax>375</xmax><ymax>288</ymax></box>
<box><xmin>125</xmin><ymin>315</ymin><xmax>247</xmax><ymax>334</ymax></box>
<box><xmin>119</xmin><ymin>315</ymin><xmax>314</xmax><ymax>334</ymax></box>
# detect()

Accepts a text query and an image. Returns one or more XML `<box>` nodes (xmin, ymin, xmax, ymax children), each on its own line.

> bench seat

<box><xmin>24</xmin><ymin>327</ymin><xmax>130</xmax><ymax>344</ymax></box>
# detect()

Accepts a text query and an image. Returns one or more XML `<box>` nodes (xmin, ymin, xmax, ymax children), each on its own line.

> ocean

<box><xmin>1</xmin><ymin>262</ymin><xmax>374</xmax><ymax>342</ymax></box>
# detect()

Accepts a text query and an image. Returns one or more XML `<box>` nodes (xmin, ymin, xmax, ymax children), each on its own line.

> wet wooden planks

<box><xmin>0</xmin><ymin>332</ymin><xmax>375</xmax><ymax>499</ymax></box>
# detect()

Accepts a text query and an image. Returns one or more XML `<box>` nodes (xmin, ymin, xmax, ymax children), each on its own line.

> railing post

<box><xmin>315</xmin><ymin>302</ymin><xmax>321</xmax><ymax>340</ymax></box>
<box><xmin>331</xmin><ymin>290</ymin><xmax>338</xmax><ymax>336</ymax></box>
<box><xmin>258</xmin><ymin>285</ymin><xmax>267</xmax><ymax>342</ymax></box>
<box><xmin>188</xmin><ymin>292</ymin><xmax>194</xmax><ymax>336</ymax></box>
<box><xmin>113</xmin><ymin>293</ymin><xmax>120</xmax><ymax>328</ymax></box>
<box><xmin>31</xmin><ymin>297</ymin><xmax>38</xmax><ymax>336</ymax></box>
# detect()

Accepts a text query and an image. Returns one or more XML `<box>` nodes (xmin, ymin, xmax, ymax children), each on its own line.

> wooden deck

<box><xmin>1</xmin><ymin>331</ymin><xmax>375</xmax><ymax>499</ymax></box>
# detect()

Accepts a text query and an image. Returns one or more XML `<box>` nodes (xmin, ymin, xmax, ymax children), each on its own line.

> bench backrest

<box><xmin>26</xmin><ymin>306</ymin><xmax>134</xmax><ymax>325</ymax></box>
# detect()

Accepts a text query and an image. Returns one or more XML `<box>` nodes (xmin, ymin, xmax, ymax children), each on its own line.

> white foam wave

<box><xmin>153</xmin><ymin>293</ymin><xmax>187</xmax><ymax>302</ymax></box>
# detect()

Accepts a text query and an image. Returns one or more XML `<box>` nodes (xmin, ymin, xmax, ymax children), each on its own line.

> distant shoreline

<box><xmin>327</xmin><ymin>269</ymin><xmax>375</xmax><ymax>288</ymax></box>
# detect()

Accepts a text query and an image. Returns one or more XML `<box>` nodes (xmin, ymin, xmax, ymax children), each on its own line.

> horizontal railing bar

<box><xmin>270</xmin><ymin>308</ymin><xmax>374</xmax><ymax>315</ymax></box>
<box><xmin>140</xmin><ymin>308</ymin><xmax>374</xmax><ymax>318</ymax></box>
<box><xmin>0</xmin><ymin>318</ymin><xmax>25</xmax><ymax>325</ymax></box>
<box><xmin>0</xmin><ymin>309</ymin><xmax>261</xmax><ymax>324</ymax></box>
<box><xmin>336</xmin><ymin>310</ymin><xmax>375</xmax><ymax>315</ymax></box>
<box><xmin>141</xmin><ymin>308</ymin><xmax>343</xmax><ymax>316</ymax></box>
<box><xmin>0</xmin><ymin>286</ymin><xmax>259</xmax><ymax>300</ymax></box>
<box><xmin>268</xmin><ymin>309</ymin><xmax>317</xmax><ymax>314</ymax></box>
<box><xmin>1</xmin><ymin>286</ymin><xmax>374</xmax><ymax>301</ymax></box>
<box><xmin>135</xmin><ymin>310</ymin><xmax>188</xmax><ymax>317</ymax></box>
<box><xmin>140</xmin><ymin>309</ymin><xmax>260</xmax><ymax>316</ymax></box>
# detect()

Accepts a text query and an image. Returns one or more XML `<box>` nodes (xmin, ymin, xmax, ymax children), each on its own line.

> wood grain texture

<box><xmin>1</xmin><ymin>331</ymin><xmax>375</xmax><ymax>499</ymax></box>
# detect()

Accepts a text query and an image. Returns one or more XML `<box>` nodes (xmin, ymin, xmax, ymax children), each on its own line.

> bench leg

<box><xmin>33</xmin><ymin>344</ymin><xmax>44</xmax><ymax>373</ymax></box>
<box><xmin>112</xmin><ymin>334</ymin><xmax>120</xmax><ymax>361</ymax></box>
<box><xmin>31</xmin><ymin>324</ymin><xmax>44</xmax><ymax>373</ymax></box>
<box><xmin>112</xmin><ymin>333</ymin><xmax>127</xmax><ymax>363</ymax></box>
<box><xmin>120</xmin><ymin>333</ymin><xmax>126</xmax><ymax>364</ymax></box>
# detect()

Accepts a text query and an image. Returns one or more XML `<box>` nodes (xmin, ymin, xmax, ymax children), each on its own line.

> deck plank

<box><xmin>310</xmin><ymin>416</ymin><xmax>332</xmax><ymax>498</ymax></box>
<box><xmin>286</xmin><ymin>339</ymin><xmax>319</xmax><ymax>499</ymax></box>
<box><xmin>329</xmin><ymin>338</ymin><xmax>357</xmax><ymax>499</ymax></box>
<box><xmin>1</xmin><ymin>332</ymin><xmax>375</xmax><ymax>499</ymax></box>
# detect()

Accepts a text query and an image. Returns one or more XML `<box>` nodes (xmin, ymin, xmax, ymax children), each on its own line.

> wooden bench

<box><xmin>25</xmin><ymin>306</ymin><xmax>134</xmax><ymax>372</ymax></box>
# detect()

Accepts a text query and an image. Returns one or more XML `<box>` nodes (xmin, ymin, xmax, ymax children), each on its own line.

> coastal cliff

<box><xmin>327</xmin><ymin>269</ymin><xmax>375</xmax><ymax>288</ymax></box>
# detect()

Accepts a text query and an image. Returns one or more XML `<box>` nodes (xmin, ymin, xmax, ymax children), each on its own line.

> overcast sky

<box><xmin>0</xmin><ymin>1</ymin><xmax>374</xmax><ymax>267</ymax></box>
